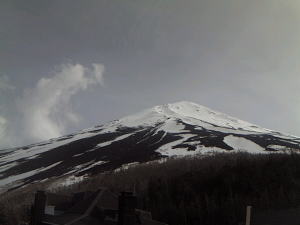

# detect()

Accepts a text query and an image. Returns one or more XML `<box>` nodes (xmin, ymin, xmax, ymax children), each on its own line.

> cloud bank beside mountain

<box><xmin>0</xmin><ymin>63</ymin><xmax>105</xmax><ymax>149</ymax></box>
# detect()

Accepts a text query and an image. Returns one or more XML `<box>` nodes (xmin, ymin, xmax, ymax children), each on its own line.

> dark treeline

<box><xmin>1</xmin><ymin>152</ymin><xmax>300</xmax><ymax>225</ymax></box>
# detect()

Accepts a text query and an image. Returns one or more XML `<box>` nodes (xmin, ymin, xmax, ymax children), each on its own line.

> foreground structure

<box><xmin>30</xmin><ymin>189</ymin><xmax>167</xmax><ymax>225</ymax></box>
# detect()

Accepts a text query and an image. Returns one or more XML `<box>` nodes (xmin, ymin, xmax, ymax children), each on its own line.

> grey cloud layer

<box><xmin>1</xmin><ymin>0</ymin><xmax>300</xmax><ymax>148</ymax></box>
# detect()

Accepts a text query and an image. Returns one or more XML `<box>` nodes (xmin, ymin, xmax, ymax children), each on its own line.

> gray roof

<box><xmin>47</xmin><ymin>193</ymin><xmax>72</xmax><ymax>206</ymax></box>
<box><xmin>43</xmin><ymin>189</ymin><xmax>105</xmax><ymax>225</ymax></box>
<box><xmin>43</xmin><ymin>214</ymin><xmax>84</xmax><ymax>225</ymax></box>
<box><xmin>95</xmin><ymin>189</ymin><xmax>118</xmax><ymax>210</ymax></box>
<box><xmin>140</xmin><ymin>217</ymin><xmax>168</xmax><ymax>225</ymax></box>
<box><xmin>41</xmin><ymin>189</ymin><xmax>168</xmax><ymax>225</ymax></box>
<box><xmin>251</xmin><ymin>207</ymin><xmax>300</xmax><ymax>225</ymax></box>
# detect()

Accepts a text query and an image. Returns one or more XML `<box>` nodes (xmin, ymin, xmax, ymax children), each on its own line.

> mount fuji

<box><xmin>1</xmin><ymin>101</ymin><xmax>300</xmax><ymax>192</ymax></box>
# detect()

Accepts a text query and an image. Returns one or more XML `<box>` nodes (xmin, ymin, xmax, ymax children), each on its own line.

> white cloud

<box><xmin>92</xmin><ymin>63</ymin><xmax>105</xmax><ymax>85</ymax></box>
<box><xmin>0</xmin><ymin>116</ymin><xmax>12</xmax><ymax>149</ymax></box>
<box><xmin>17</xmin><ymin>63</ymin><xmax>105</xmax><ymax>142</ymax></box>
<box><xmin>0</xmin><ymin>75</ymin><xmax>15</xmax><ymax>92</ymax></box>
<box><xmin>0</xmin><ymin>116</ymin><xmax>7</xmax><ymax>141</ymax></box>
<box><xmin>0</xmin><ymin>75</ymin><xmax>15</xmax><ymax>149</ymax></box>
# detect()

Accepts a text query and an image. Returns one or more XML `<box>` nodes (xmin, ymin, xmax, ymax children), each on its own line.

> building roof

<box><xmin>43</xmin><ymin>189</ymin><xmax>107</xmax><ymax>225</ymax></box>
<box><xmin>39</xmin><ymin>189</ymin><xmax>167</xmax><ymax>225</ymax></box>
<box><xmin>43</xmin><ymin>214</ymin><xmax>83</xmax><ymax>225</ymax></box>
<box><xmin>47</xmin><ymin>193</ymin><xmax>73</xmax><ymax>206</ymax></box>
<box><xmin>46</xmin><ymin>193</ymin><xmax>73</xmax><ymax>211</ymax></box>
<box><xmin>135</xmin><ymin>209</ymin><xmax>152</xmax><ymax>220</ymax></box>
<box><xmin>139</xmin><ymin>217</ymin><xmax>168</xmax><ymax>225</ymax></box>
<box><xmin>95</xmin><ymin>189</ymin><xmax>118</xmax><ymax>210</ymax></box>
<box><xmin>251</xmin><ymin>207</ymin><xmax>300</xmax><ymax>225</ymax></box>
<box><xmin>67</xmin><ymin>190</ymin><xmax>102</xmax><ymax>215</ymax></box>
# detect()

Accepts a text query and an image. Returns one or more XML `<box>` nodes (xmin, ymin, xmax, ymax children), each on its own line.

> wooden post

<box><xmin>31</xmin><ymin>191</ymin><xmax>46</xmax><ymax>225</ymax></box>
<box><xmin>118</xmin><ymin>192</ymin><xmax>137</xmax><ymax>225</ymax></box>
<box><xmin>246</xmin><ymin>206</ymin><xmax>252</xmax><ymax>225</ymax></box>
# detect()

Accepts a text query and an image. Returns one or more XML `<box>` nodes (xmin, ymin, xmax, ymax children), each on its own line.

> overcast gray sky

<box><xmin>1</xmin><ymin>0</ymin><xmax>300</xmax><ymax>149</ymax></box>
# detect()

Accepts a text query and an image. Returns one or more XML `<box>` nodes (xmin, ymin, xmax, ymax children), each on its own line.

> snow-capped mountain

<box><xmin>1</xmin><ymin>101</ymin><xmax>300</xmax><ymax>192</ymax></box>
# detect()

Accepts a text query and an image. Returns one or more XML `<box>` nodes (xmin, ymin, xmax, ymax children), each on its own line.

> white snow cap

<box><xmin>118</xmin><ymin>101</ymin><xmax>271</xmax><ymax>133</ymax></box>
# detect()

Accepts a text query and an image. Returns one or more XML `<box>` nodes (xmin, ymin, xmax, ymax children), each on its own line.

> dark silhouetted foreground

<box><xmin>1</xmin><ymin>152</ymin><xmax>300</xmax><ymax>225</ymax></box>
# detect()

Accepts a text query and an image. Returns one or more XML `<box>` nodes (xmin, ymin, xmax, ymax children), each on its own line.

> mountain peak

<box><xmin>153</xmin><ymin>101</ymin><xmax>217</xmax><ymax>117</ymax></box>
<box><xmin>118</xmin><ymin>101</ymin><xmax>269</xmax><ymax>133</ymax></box>
<box><xmin>1</xmin><ymin>101</ymin><xmax>299</xmax><ymax>192</ymax></box>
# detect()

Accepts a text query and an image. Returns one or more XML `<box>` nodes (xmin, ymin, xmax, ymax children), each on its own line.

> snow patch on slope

<box><xmin>223</xmin><ymin>135</ymin><xmax>265</xmax><ymax>153</ymax></box>
<box><xmin>0</xmin><ymin>131</ymin><xmax>101</xmax><ymax>169</ymax></box>
<box><xmin>79</xmin><ymin>160</ymin><xmax>106</xmax><ymax>172</ymax></box>
<box><xmin>156</xmin><ymin>119</ymin><xmax>186</xmax><ymax>133</ymax></box>
<box><xmin>156</xmin><ymin>134</ymin><xmax>195</xmax><ymax>156</ymax></box>
<box><xmin>267</xmin><ymin>145</ymin><xmax>288</xmax><ymax>151</ymax></box>
<box><xmin>0</xmin><ymin>161</ymin><xmax>62</xmax><ymax>191</ymax></box>
<box><xmin>96</xmin><ymin>134</ymin><xmax>132</xmax><ymax>148</ymax></box>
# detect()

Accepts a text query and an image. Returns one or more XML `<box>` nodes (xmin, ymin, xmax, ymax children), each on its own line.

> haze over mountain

<box><xmin>0</xmin><ymin>101</ymin><xmax>299</xmax><ymax>193</ymax></box>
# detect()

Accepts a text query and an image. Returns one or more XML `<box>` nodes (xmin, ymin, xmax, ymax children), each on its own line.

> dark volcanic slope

<box><xmin>1</xmin><ymin>101</ymin><xmax>299</xmax><ymax>191</ymax></box>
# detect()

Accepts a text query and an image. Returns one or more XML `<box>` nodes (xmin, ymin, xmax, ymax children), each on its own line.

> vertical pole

<box><xmin>246</xmin><ymin>206</ymin><xmax>252</xmax><ymax>225</ymax></box>
<box><xmin>31</xmin><ymin>191</ymin><xmax>46</xmax><ymax>225</ymax></box>
<box><xmin>118</xmin><ymin>192</ymin><xmax>125</xmax><ymax>225</ymax></box>
<box><xmin>118</xmin><ymin>192</ymin><xmax>137</xmax><ymax>225</ymax></box>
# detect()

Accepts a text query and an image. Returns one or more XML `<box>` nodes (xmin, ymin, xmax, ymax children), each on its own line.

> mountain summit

<box><xmin>116</xmin><ymin>101</ymin><xmax>271</xmax><ymax>132</ymax></box>
<box><xmin>1</xmin><ymin>101</ymin><xmax>299</xmax><ymax>192</ymax></box>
